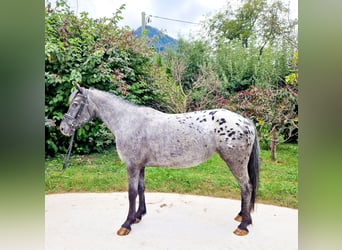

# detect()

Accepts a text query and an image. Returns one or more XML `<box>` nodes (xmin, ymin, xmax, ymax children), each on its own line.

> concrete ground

<box><xmin>45</xmin><ymin>192</ymin><xmax>297</xmax><ymax>250</ymax></box>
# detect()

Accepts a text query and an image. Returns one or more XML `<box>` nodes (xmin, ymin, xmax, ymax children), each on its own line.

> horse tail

<box><xmin>248</xmin><ymin>128</ymin><xmax>260</xmax><ymax>212</ymax></box>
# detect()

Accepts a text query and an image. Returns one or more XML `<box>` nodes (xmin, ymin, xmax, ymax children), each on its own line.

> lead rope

<box><xmin>45</xmin><ymin>130</ymin><xmax>75</xmax><ymax>174</ymax></box>
<box><xmin>62</xmin><ymin>130</ymin><xmax>76</xmax><ymax>170</ymax></box>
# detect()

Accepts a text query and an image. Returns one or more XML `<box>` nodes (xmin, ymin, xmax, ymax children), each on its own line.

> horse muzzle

<box><xmin>60</xmin><ymin>120</ymin><xmax>74</xmax><ymax>137</ymax></box>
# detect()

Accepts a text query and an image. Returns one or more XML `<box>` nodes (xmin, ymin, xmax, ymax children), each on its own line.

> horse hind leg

<box><xmin>233</xmin><ymin>181</ymin><xmax>254</xmax><ymax>236</ymax></box>
<box><xmin>234</xmin><ymin>135</ymin><xmax>259</xmax><ymax>235</ymax></box>
<box><xmin>219</xmin><ymin>153</ymin><xmax>253</xmax><ymax>236</ymax></box>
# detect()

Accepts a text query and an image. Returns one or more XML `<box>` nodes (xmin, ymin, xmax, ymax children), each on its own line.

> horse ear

<box><xmin>73</xmin><ymin>82</ymin><xmax>83</xmax><ymax>93</ymax></box>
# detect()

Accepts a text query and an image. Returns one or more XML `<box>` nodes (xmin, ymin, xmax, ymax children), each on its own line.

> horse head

<box><xmin>60</xmin><ymin>83</ymin><xmax>94</xmax><ymax>136</ymax></box>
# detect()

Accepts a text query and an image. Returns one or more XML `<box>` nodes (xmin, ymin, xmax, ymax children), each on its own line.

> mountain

<box><xmin>133</xmin><ymin>25</ymin><xmax>178</xmax><ymax>52</ymax></box>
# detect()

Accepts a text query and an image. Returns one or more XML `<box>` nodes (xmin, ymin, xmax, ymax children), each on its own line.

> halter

<box><xmin>62</xmin><ymin>89</ymin><xmax>89</xmax><ymax>132</ymax></box>
<box><xmin>62</xmin><ymin>89</ymin><xmax>89</xmax><ymax>170</ymax></box>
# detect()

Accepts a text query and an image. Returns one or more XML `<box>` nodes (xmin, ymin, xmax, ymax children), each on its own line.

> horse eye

<box><xmin>72</xmin><ymin>103</ymin><xmax>78</xmax><ymax>108</ymax></box>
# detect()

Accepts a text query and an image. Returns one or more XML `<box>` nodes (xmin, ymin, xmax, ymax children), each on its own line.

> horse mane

<box><xmin>90</xmin><ymin>87</ymin><xmax>140</xmax><ymax>109</ymax></box>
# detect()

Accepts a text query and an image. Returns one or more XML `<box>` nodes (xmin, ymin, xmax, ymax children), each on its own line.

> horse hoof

<box><xmin>234</xmin><ymin>215</ymin><xmax>243</xmax><ymax>222</ymax></box>
<box><xmin>117</xmin><ymin>227</ymin><xmax>130</xmax><ymax>236</ymax></box>
<box><xmin>134</xmin><ymin>218</ymin><xmax>141</xmax><ymax>224</ymax></box>
<box><xmin>233</xmin><ymin>228</ymin><xmax>249</xmax><ymax>236</ymax></box>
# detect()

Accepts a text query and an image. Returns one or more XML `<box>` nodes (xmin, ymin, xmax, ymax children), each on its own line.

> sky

<box><xmin>46</xmin><ymin>0</ymin><xmax>298</xmax><ymax>39</ymax></box>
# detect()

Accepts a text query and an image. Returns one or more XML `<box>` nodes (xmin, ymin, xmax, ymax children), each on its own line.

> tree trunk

<box><xmin>270</xmin><ymin>129</ymin><xmax>277</xmax><ymax>161</ymax></box>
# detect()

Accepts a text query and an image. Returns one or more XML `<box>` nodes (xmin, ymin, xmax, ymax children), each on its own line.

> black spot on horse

<box><xmin>199</xmin><ymin>118</ymin><xmax>207</xmax><ymax>123</ymax></box>
<box><xmin>219</xmin><ymin>133</ymin><xmax>226</xmax><ymax>136</ymax></box>
<box><xmin>235</xmin><ymin>122</ymin><xmax>240</xmax><ymax>126</ymax></box>
<box><xmin>228</xmin><ymin>131</ymin><xmax>236</xmax><ymax>137</ymax></box>
<box><xmin>227</xmin><ymin>128</ymin><xmax>233</xmax><ymax>132</ymax></box>
<box><xmin>209</xmin><ymin>111</ymin><xmax>217</xmax><ymax>120</ymax></box>
<box><xmin>218</xmin><ymin>118</ymin><xmax>226</xmax><ymax>125</ymax></box>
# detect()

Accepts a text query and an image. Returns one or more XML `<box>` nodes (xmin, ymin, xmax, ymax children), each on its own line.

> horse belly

<box><xmin>148</xmin><ymin>147</ymin><xmax>215</xmax><ymax>168</ymax></box>
<box><xmin>146</xmin><ymin>132</ymin><xmax>216</xmax><ymax>168</ymax></box>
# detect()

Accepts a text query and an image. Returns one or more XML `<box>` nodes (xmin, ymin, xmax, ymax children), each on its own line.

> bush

<box><xmin>226</xmin><ymin>85</ymin><xmax>298</xmax><ymax>153</ymax></box>
<box><xmin>45</xmin><ymin>1</ymin><xmax>158</xmax><ymax>156</ymax></box>
<box><xmin>214</xmin><ymin>38</ymin><xmax>293</xmax><ymax>95</ymax></box>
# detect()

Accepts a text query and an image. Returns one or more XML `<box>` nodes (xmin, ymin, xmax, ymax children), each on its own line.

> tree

<box><xmin>206</xmin><ymin>0</ymin><xmax>297</xmax><ymax>53</ymax></box>
<box><xmin>257</xmin><ymin>0</ymin><xmax>298</xmax><ymax>56</ymax></box>
<box><xmin>201</xmin><ymin>0</ymin><xmax>298</xmax><ymax>94</ymax></box>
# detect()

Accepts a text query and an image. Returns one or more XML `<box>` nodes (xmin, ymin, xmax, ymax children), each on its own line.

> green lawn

<box><xmin>45</xmin><ymin>144</ymin><xmax>298</xmax><ymax>208</ymax></box>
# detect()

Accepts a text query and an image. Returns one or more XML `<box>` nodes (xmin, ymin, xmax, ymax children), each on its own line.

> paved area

<box><xmin>45</xmin><ymin>192</ymin><xmax>297</xmax><ymax>250</ymax></box>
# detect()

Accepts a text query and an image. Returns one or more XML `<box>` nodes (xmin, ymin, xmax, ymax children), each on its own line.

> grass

<box><xmin>45</xmin><ymin>144</ymin><xmax>298</xmax><ymax>208</ymax></box>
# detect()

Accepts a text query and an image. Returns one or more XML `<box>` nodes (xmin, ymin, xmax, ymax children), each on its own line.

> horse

<box><xmin>60</xmin><ymin>83</ymin><xmax>260</xmax><ymax>236</ymax></box>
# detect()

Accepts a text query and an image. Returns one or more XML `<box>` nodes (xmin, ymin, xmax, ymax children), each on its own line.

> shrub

<box><xmin>45</xmin><ymin>1</ymin><xmax>158</xmax><ymax>156</ymax></box>
<box><xmin>214</xmin><ymin>38</ymin><xmax>293</xmax><ymax>95</ymax></box>
<box><xmin>226</xmin><ymin>85</ymin><xmax>298</xmax><ymax>159</ymax></box>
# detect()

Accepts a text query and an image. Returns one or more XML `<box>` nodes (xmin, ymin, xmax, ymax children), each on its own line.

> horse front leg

<box><xmin>135</xmin><ymin>167</ymin><xmax>146</xmax><ymax>223</ymax></box>
<box><xmin>117</xmin><ymin>165</ymin><xmax>140</xmax><ymax>236</ymax></box>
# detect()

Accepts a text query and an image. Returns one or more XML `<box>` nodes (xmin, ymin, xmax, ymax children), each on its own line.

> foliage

<box><xmin>285</xmin><ymin>51</ymin><xmax>298</xmax><ymax>86</ymax></box>
<box><xmin>173</xmin><ymin>39</ymin><xmax>211</xmax><ymax>90</ymax></box>
<box><xmin>45</xmin><ymin>0</ymin><xmax>159</xmax><ymax>156</ymax></box>
<box><xmin>200</xmin><ymin>0</ymin><xmax>298</xmax><ymax>94</ymax></box>
<box><xmin>155</xmin><ymin>40</ymin><xmax>227</xmax><ymax>112</ymax></box>
<box><xmin>45</xmin><ymin>144</ymin><xmax>298</xmax><ymax>208</ymax></box>
<box><xmin>158</xmin><ymin>35</ymin><xmax>295</xmax><ymax>111</ymax></box>
<box><xmin>206</xmin><ymin>0</ymin><xmax>297</xmax><ymax>50</ymax></box>
<box><xmin>226</xmin><ymin>85</ymin><xmax>298</xmax><ymax>150</ymax></box>
<box><xmin>208</xmin><ymin>0</ymin><xmax>266</xmax><ymax>48</ymax></box>
<box><xmin>150</xmin><ymin>56</ymin><xmax>187</xmax><ymax>113</ymax></box>
<box><xmin>158</xmin><ymin>0</ymin><xmax>298</xmax><ymax>103</ymax></box>
<box><xmin>189</xmin><ymin>64</ymin><xmax>226</xmax><ymax>110</ymax></box>
<box><xmin>214</xmin><ymin>38</ymin><xmax>293</xmax><ymax>94</ymax></box>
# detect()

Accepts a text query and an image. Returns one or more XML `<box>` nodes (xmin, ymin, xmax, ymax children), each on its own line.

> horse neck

<box><xmin>88</xmin><ymin>89</ymin><xmax>132</xmax><ymax>133</ymax></box>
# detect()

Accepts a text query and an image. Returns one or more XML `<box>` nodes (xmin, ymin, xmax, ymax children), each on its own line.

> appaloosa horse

<box><xmin>60</xmin><ymin>83</ymin><xmax>260</xmax><ymax>236</ymax></box>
